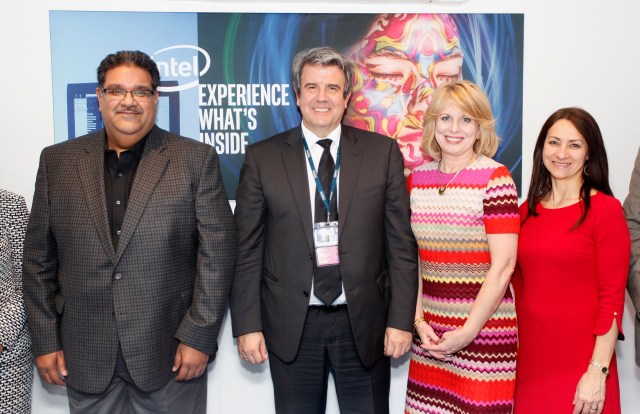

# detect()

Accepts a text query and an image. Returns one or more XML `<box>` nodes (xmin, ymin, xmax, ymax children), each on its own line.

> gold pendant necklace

<box><xmin>437</xmin><ymin>156</ymin><xmax>476</xmax><ymax>195</ymax></box>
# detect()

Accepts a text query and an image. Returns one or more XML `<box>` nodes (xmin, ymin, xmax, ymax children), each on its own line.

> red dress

<box><xmin>513</xmin><ymin>193</ymin><xmax>630</xmax><ymax>414</ymax></box>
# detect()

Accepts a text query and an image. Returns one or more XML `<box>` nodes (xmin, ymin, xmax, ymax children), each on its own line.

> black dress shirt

<box><xmin>103</xmin><ymin>136</ymin><xmax>147</xmax><ymax>248</ymax></box>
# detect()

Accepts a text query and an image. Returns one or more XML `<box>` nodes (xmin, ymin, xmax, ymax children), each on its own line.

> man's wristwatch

<box><xmin>589</xmin><ymin>359</ymin><xmax>609</xmax><ymax>375</ymax></box>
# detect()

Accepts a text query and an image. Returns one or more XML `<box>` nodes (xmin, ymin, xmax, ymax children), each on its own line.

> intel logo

<box><xmin>153</xmin><ymin>45</ymin><xmax>211</xmax><ymax>92</ymax></box>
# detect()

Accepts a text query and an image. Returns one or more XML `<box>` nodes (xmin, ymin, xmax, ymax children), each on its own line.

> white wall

<box><xmin>2</xmin><ymin>0</ymin><xmax>639</xmax><ymax>412</ymax></box>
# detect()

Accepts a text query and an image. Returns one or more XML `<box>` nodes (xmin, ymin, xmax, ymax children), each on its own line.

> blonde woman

<box><xmin>405</xmin><ymin>80</ymin><xmax>519</xmax><ymax>413</ymax></box>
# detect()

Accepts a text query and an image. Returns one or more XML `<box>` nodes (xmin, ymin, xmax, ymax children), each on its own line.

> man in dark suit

<box><xmin>625</xmin><ymin>146</ymin><xmax>640</xmax><ymax>367</ymax></box>
<box><xmin>23</xmin><ymin>50</ymin><xmax>237</xmax><ymax>413</ymax></box>
<box><xmin>230</xmin><ymin>47</ymin><xmax>418</xmax><ymax>413</ymax></box>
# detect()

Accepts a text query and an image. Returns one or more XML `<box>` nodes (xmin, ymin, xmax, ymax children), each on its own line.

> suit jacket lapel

<box><xmin>282</xmin><ymin>127</ymin><xmax>314</xmax><ymax>252</ymax></box>
<box><xmin>338</xmin><ymin>127</ymin><xmax>363</xmax><ymax>236</ymax></box>
<box><xmin>115</xmin><ymin>127</ymin><xmax>169</xmax><ymax>263</ymax></box>
<box><xmin>77</xmin><ymin>132</ymin><xmax>116</xmax><ymax>264</ymax></box>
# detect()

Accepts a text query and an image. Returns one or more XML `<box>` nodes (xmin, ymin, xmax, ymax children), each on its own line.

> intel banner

<box><xmin>50</xmin><ymin>12</ymin><xmax>524</xmax><ymax>199</ymax></box>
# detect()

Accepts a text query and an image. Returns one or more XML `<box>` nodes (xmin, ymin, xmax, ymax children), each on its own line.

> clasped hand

<box><xmin>414</xmin><ymin>322</ymin><xmax>474</xmax><ymax>360</ymax></box>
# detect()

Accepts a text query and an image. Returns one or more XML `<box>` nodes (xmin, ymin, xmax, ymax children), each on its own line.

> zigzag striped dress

<box><xmin>405</xmin><ymin>155</ymin><xmax>519</xmax><ymax>414</ymax></box>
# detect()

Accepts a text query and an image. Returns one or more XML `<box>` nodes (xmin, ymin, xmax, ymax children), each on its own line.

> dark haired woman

<box><xmin>513</xmin><ymin>108</ymin><xmax>630</xmax><ymax>414</ymax></box>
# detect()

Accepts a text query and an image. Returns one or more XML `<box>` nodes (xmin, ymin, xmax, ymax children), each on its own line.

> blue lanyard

<box><xmin>302</xmin><ymin>137</ymin><xmax>340</xmax><ymax>223</ymax></box>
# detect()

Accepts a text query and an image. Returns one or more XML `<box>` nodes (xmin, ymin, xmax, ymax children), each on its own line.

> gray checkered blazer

<box><xmin>625</xmin><ymin>146</ymin><xmax>640</xmax><ymax>367</ymax></box>
<box><xmin>23</xmin><ymin>126</ymin><xmax>237</xmax><ymax>393</ymax></box>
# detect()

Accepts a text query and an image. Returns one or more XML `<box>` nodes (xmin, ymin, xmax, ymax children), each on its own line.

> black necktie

<box><xmin>315</xmin><ymin>139</ymin><xmax>338</xmax><ymax>223</ymax></box>
<box><xmin>313</xmin><ymin>139</ymin><xmax>341</xmax><ymax>305</ymax></box>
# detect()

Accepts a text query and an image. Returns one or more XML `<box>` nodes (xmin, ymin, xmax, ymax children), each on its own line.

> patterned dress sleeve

<box><xmin>0</xmin><ymin>191</ymin><xmax>29</xmax><ymax>352</ymax></box>
<box><xmin>483</xmin><ymin>165</ymin><xmax>520</xmax><ymax>234</ymax></box>
<box><xmin>591</xmin><ymin>195</ymin><xmax>630</xmax><ymax>338</ymax></box>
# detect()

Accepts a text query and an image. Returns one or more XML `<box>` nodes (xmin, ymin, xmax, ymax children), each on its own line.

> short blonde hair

<box><xmin>421</xmin><ymin>80</ymin><xmax>499</xmax><ymax>159</ymax></box>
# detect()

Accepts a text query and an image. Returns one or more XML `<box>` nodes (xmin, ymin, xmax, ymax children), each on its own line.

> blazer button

<box><xmin>114</xmin><ymin>272</ymin><xmax>123</xmax><ymax>280</ymax></box>
<box><xmin>303</xmin><ymin>290</ymin><xmax>310</xmax><ymax>297</ymax></box>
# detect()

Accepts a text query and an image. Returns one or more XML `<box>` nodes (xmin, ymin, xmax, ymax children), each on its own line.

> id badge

<box><xmin>313</xmin><ymin>221</ymin><xmax>339</xmax><ymax>266</ymax></box>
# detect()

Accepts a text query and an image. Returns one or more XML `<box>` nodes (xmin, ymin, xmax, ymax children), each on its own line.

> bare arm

<box><xmin>462</xmin><ymin>233</ymin><xmax>517</xmax><ymax>335</ymax></box>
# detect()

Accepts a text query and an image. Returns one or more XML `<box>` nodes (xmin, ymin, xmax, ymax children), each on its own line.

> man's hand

<box><xmin>384</xmin><ymin>327</ymin><xmax>412</xmax><ymax>358</ymax></box>
<box><xmin>173</xmin><ymin>343</ymin><xmax>209</xmax><ymax>381</ymax></box>
<box><xmin>36</xmin><ymin>350</ymin><xmax>67</xmax><ymax>386</ymax></box>
<box><xmin>237</xmin><ymin>332</ymin><xmax>268</xmax><ymax>364</ymax></box>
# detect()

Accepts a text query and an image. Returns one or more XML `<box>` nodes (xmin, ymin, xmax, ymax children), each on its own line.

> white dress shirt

<box><xmin>301</xmin><ymin>121</ymin><xmax>346</xmax><ymax>306</ymax></box>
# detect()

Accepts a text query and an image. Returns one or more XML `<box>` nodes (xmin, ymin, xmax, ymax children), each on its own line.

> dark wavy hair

<box><xmin>525</xmin><ymin>107</ymin><xmax>612</xmax><ymax>228</ymax></box>
<box><xmin>97</xmin><ymin>50</ymin><xmax>160</xmax><ymax>91</ymax></box>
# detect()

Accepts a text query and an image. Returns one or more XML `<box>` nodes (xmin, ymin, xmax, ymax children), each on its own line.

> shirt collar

<box><xmin>104</xmin><ymin>133</ymin><xmax>149</xmax><ymax>159</ymax></box>
<box><xmin>301</xmin><ymin>122</ymin><xmax>341</xmax><ymax>148</ymax></box>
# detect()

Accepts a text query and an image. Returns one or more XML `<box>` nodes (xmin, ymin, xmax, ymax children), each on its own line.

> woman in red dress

<box><xmin>514</xmin><ymin>108</ymin><xmax>630</xmax><ymax>414</ymax></box>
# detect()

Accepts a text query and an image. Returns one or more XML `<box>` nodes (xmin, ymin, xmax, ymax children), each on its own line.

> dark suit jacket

<box><xmin>22</xmin><ymin>126</ymin><xmax>237</xmax><ymax>393</ymax></box>
<box><xmin>230</xmin><ymin>125</ymin><xmax>417</xmax><ymax>367</ymax></box>
<box><xmin>625</xmin><ymin>146</ymin><xmax>640</xmax><ymax>367</ymax></box>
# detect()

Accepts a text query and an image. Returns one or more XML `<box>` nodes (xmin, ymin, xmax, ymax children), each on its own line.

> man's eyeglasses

<box><xmin>100</xmin><ymin>88</ymin><xmax>155</xmax><ymax>101</ymax></box>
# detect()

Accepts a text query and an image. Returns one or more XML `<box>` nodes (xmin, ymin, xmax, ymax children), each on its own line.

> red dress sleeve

<box><xmin>511</xmin><ymin>201</ymin><xmax>529</xmax><ymax>305</ymax></box>
<box><xmin>591</xmin><ymin>195</ymin><xmax>631</xmax><ymax>339</ymax></box>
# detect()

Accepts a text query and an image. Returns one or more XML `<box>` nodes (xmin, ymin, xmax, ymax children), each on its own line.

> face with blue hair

<box><xmin>345</xmin><ymin>14</ymin><xmax>463</xmax><ymax>173</ymax></box>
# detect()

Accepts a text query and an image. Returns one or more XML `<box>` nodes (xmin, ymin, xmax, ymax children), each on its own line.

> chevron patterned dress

<box><xmin>405</xmin><ymin>155</ymin><xmax>519</xmax><ymax>414</ymax></box>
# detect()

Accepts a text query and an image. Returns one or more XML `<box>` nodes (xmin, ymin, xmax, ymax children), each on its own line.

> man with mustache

<box><xmin>22</xmin><ymin>50</ymin><xmax>237</xmax><ymax>413</ymax></box>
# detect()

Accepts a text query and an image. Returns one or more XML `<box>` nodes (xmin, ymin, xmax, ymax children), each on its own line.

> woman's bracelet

<box><xmin>413</xmin><ymin>316</ymin><xmax>425</xmax><ymax>333</ymax></box>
